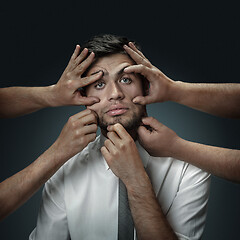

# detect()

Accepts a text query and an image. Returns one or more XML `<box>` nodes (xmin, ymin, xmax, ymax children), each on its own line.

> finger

<box><xmin>81</xmin><ymin>123</ymin><xmax>98</xmax><ymax>135</ymax></box>
<box><xmin>76</xmin><ymin>96</ymin><xmax>100</xmax><ymax>106</ymax></box>
<box><xmin>123</xmin><ymin>45</ymin><xmax>151</xmax><ymax>67</ymax></box>
<box><xmin>137</xmin><ymin>125</ymin><xmax>151</xmax><ymax>137</ymax></box>
<box><xmin>104</xmin><ymin>139</ymin><xmax>116</xmax><ymax>154</ymax></box>
<box><xmin>79</xmin><ymin>112</ymin><xmax>98</xmax><ymax>125</ymax></box>
<box><xmin>77</xmin><ymin>71</ymin><xmax>103</xmax><ymax>88</ymax></box>
<box><xmin>75</xmin><ymin>52</ymin><xmax>95</xmax><ymax>75</ymax></box>
<box><xmin>71</xmin><ymin>45</ymin><xmax>81</xmax><ymax>60</ymax></box>
<box><xmin>141</xmin><ymin>117</ymin><xmax>162</xmax><ymax>130</ymax></box>
<box><xmin>107</xmin><ymin>131</ymin><xmax>120</xmax><ymax>145</ymax></box>
<box><xmin>85</xmin><ymin>132</ymin><xmax>97</xmax><ymax>142</ymax></box>
<box><xmin>68</xmin><ymin>109</ymin><xmax>92</xmax><ymax>122</ymax></box>
<box><xmin>124</xmin><ymin>65</ymin><xmax>153</xmax><ymax>79</ymax></box>
<box><xmin>107</xmin><ymin>123</ymin><xmax>129</xmax><ymax>140</ymax></box>
<box><xmin>128</xmin><ymin>42</ymin><xmax>147</xmax><ymax>59</ymax></box>
<box><xmin>67</xmin><ymin>46</ymin><xmax>88</xmax><ymax>72</ymax></box>
<box><xmin>132</xmin><ymin>95</ymin><xmax>156</xmax><ymax>105</ymax></box>
<box><xmin>74</xmin><ymin>48</ymin><xmax>89</xmax><ymax>66</ymax></box>
<box><xmin>101</xmin><ymin>146</ymin><xmax>111</xmax><ymax>163</ymax></box>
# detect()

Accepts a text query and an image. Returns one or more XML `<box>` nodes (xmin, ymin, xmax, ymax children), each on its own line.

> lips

<box><xmin>106</xmin><ymin>105</ymin><xmax>128</xmax><ymax>116</ymax></box>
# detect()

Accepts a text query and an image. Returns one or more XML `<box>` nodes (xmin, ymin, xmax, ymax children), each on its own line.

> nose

<box><xmin>107</xmin><ymin>81</ymin><xmax>124</xmax><ymax>101</ymax></box>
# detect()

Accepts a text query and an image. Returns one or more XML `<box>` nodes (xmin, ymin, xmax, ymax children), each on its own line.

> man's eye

<box><xmin>120</xmin><ymin>77</ymin><xmax>132</xmax><ymax>84</ymax></box>
<box><xmin>95</xmin><ymin>82</ymin><xmax>105</xmax><ymax>89</ymax></box>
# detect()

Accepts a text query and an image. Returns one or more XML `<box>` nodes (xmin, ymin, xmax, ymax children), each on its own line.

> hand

<box><xmin>138</xmin><ymin>117</ymin><xmax>179</xmax><ymax>157</ymax></box>
<box><xmin>51</xmin><ymin>45</ymin><xmax>103</xmax><ymax>106</ymax></box>
<box><xmin>123</xmin><ymin>42</ymin><xmax>174</xmax><ymax>105</ymax></box>
<box><xmin>101</xmin><ymin>123</ymin><xmax>146</xmax><ymax>185</ymax></box>
<box><xmin>51</xmin><ymin>109</ymin><xmax>98</xmax><ymax>162</ymax></box>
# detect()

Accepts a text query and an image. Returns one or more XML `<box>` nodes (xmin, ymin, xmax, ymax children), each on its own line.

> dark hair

<box><xmin>80</xmin><ymin>34</ymin><xmax>149</xmax><ymax>96</ymax></box>
<box><xmin>81</xmin><ymin>34</ymin><xmax>141</xmax><ymax>58</ymax></box>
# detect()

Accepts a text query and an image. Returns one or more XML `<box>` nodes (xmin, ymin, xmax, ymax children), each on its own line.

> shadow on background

<box><xmin>0</xmin><ymin>0</ymin><xmax>239</xmax><ymax>239</ymax></box>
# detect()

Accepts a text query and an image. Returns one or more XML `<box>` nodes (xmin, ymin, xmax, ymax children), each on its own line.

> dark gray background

<box><xmin>0</xmin><ymin>0</ymin><xmax>239</xmax><ymax>239</ymax></box>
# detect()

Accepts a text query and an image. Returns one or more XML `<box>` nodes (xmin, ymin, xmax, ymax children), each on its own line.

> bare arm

<box><xmin>138</xmin><ymin>117</ymin><xmax>240</xmax><ymax>183</ymax></box>
<box><xmin>124</xmin><ymin>43</ymin><xmax>240</xmax><ymax>119</ymax></box>
<box><xmin>0</xmin><ymin>86</ymin><xmax>54</xmax><ymax>118</ymax></box>
<box><xmin>0</xmin><ymin>109</ymin><xmax>98</xmax><ymax>221</ymax></box>
<box><xmin>169</xmin><ymin>82</ymin><xmax>240</xmax><ymax>118</ymax></box>
<box><xmin>126</xmin><ymin>171</ymin><xmax>177</xmax><ymax>240</ymax></box>
<box><xmin>101</xmin><ymin>124</ymin><xmax>177</xmax><ymax>240</ymax></box>
<box><xmin>0</xmin><ymin>45</ymin><xmax>102</xmax><ymax>118</ymax></box>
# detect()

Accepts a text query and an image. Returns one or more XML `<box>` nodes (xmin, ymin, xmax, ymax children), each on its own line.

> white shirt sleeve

<box><xmin>29</xmin><ymin>167</ymin><xmax>70</xmax><ymax>240</ymax></box>
<box><xmin>166</xmin><ymin>164</ymin><xmax>211</xmax><ymax>240</ymax></box>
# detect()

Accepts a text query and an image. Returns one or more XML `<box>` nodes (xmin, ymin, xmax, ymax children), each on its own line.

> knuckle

<box><xmin>148</xmin><ymin>116</ymin><xmax>154</xmax><ymax>121</ymax></box>
<box><xmin>126</xmin><ymin>137</ymin><xmax>134</xmax><ymax>146</ymax></box>
<box><xmin>66</xmin><ymin>72</ymin><xmax>72</xmax><ymax>79</ymax></box>
<box><xmin>119</xmin><ymin>142</ymin><xmax>125</xmax><ymax>150</ymax></box>
<box><xmin>112</xmin><ymin>149</ymin><xmax>119</xmax><ymax>157</ymax></box>
<box><xmin>92</xmin><ymin>124</ymin><xmax>98</xmax><ymax>132</ymax></box>
<box><xmin>105</xmin><ymin>139</ymin><xmax>111</xmax><ymax>146</ymax></box>
<box><xmin>90</xmin><ymin>133</ymin><xmax>97</xmax><ymax>140</ymax></box>
<box><xmin>75</xmin><ymin>129</ymin><xmax>81</xmax><ymax>137</ymax></box>
<box><xmin>66</xmin><ymin>79</ymin><xmax>74</xmax><ymax>89</ymax></box>
<box><xmin>68</xmin><ymin>116</ymin><xmax>75</xmax><ymax>125</ymax></box>
<box><xmin>79</xmin><ymin>136</ymin><xmax>85</xmax><ymax>145</ymax></box>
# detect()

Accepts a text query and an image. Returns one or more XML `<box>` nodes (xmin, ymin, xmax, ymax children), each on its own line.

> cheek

<box><xmin>128</xmin><ymin>87</ymin><xmax>144</xmax><ymax>100</ymax></box>
<box><xmin>86</xmin><ymin>101</ymin><xmax>103</xmax><ymax>114</ymax></box>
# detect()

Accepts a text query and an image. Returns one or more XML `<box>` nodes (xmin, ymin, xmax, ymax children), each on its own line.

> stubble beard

<box><xmin>98</xmin><ymin>106</ymin><xmax>146</xmax><ymax>136</ymax></box>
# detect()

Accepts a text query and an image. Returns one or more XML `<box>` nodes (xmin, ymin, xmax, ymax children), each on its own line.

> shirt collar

<box><xmin>99</xmin><ymin>134</ymin><xmax>150</xmax><ymax>171</ymax></box>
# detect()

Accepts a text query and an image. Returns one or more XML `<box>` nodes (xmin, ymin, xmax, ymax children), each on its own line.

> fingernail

<box><xmin>107</xmin><ymin>125</ymin><xmax>112</xmax><ymax>131</ymax></box>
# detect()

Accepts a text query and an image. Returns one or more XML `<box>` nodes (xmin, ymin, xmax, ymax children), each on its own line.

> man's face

<box><xmin>85</xmin><ymin>53</ymin><xmax>146</xmax><ymax>133</ymax></box>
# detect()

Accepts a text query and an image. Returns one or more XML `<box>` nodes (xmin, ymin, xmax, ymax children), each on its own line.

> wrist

<box><xmin>167</xmin><ymin>80</ymin><xmax>187</xmax><ymax>103</ymax></box>
<box><xmin>45</xmin><ymin>84</ymin><xmax>60</xmax><ymax>107</ymax></box>
<box><xmin>124</xmin><ymin>171</ymin><xmax>152</xmax><ymax>195</ymax></box>
<box><xmin>46</xmin><ymin>141</ymin><xmax>70</xmax><ymax>166</ymax></box>
<box><xmin>170</xmin><ymin>136</ymin><xmax>189</xmax><ymax>160</ymax></box>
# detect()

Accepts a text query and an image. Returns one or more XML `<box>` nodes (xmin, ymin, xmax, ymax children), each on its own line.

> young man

<box><xmin>29</xmin><ymin>34</ymin><xmax>210</xmax><ymax>240</ymax></box>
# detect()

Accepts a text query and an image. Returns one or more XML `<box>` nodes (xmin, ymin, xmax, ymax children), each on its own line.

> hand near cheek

<box><xmin>138</xmin><ymin>117</ymin><xmax>179</xmax><ymax>157</ymax></box>
<box><xmin>101</xmin><ymin>123</ymin><xmax>146</xmax><ymax>184</ymax></box>
<box><xmin>51</xmin><ymin>109</ymin><xmax>98</xmax><ymax>162</ymax></box>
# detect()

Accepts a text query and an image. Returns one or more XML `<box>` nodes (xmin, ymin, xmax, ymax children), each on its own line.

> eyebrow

<box><xmin>90</xmin><ymin>66</ymin><xmax>130</xmax><ymax>77</ymax></box>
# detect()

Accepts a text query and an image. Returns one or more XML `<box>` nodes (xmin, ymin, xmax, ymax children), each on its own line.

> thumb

<box><xmin>138</xmin><ymin>125</ymin><xmax>150</xmax><ymax>137</ymax></box>
<box><xmin>133</xmin><ymin>95</ymin><xmax>157</xmax><ymax>105</ymax></box>
<box><xmin>77</xmin><ymin>96</ymin><xmax>100</xmax><ymax>106</ymax></box>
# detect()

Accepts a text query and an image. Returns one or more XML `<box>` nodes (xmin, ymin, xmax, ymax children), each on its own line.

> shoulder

<box><xmin>47</xmin><ymin>136</ymin><xmax>101</xmax><ymax>183</ymax></box>
<box><xmin>64</xmin><ymin>135</ymin><xmax>101</xmax><ymax>169</ymax></box>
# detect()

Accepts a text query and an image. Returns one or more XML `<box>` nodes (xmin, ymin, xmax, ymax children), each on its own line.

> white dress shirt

<box><xmin>29</xmin><ymin>135</ymin><xmax>210</xmax><ymax>240</ymax></box>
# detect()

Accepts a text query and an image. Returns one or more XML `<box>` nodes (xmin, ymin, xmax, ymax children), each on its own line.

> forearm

<box><xmin>171</xmin><ymin>137</ymin><xmax>240</xmax><ymax>182</ymax></box>
<box><xmin>0</xmin><ymin>144</ymin><xmax>66</xmax><ymax>221</ymax></box>
<box><xmin>170</xmin><ymin>82</ymin><xmax>240</xmax><ymax>118</ymax></box>
<box><xmin>126</xmin><ymin>174</ymin><xmax>177</xmax><ymax>240</ymax></box>
<box><xmin>0</xmin><ymin>86</ymin><xmax>55</xmax><ymax>118</ymax></box>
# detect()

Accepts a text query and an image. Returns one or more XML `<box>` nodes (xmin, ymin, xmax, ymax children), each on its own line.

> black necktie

<box><xmin>118</xmin><ymin>178</ymin><xmax>134</xmax><ymax>240</ymax></box>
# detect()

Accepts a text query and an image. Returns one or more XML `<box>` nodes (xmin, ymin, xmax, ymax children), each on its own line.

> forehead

<box><xmin>86</xmin><ymin>53</ymin><xmax>135</xmax><ymax>76</ymax></box>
